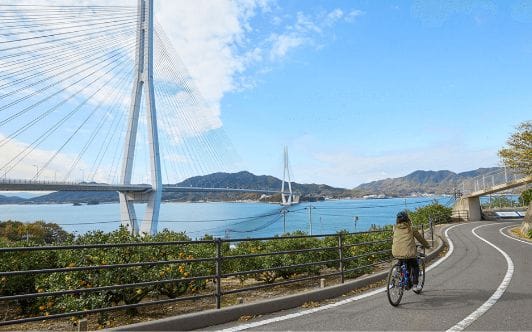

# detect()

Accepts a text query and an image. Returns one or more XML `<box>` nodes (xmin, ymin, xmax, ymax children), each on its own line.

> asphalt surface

<box><xmin>205</xmin><ymin>220</ymin><xmax>532</xmax><ymax>331</ymax></box>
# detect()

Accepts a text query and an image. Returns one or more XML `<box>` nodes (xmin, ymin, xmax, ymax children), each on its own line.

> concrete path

<box><xmin>206</xmin><ymin>220</ymin><xmax>532</xmax><ymax>331</ymax></box>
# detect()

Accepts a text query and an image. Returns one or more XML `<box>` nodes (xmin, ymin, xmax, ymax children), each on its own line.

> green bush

<box><xmin>409</xmin><ymin>201</ymin><xmax>452</xmax><ymax>226</ymax></box>
<box><xmin>35</xmin><ymin>227</ymin><xmax>215</xmax><ymax>321</ymax></box>
<box><xmin>527</xmin><ymin>229</ymin><xmax>532</xmax><ymax>239</ymax></box>
<box><xmin>145</xmin><ymin>230</ymin><xmax>213</xmax><ymax>298</ymax></box>
<box><xmin>0</xmin><ymin>220</ymin><xmax>73</xmax><ymax>244</ymax></box>
<box><xmin>0</xmin><ymin>238</ymin><xmax>58</xmax><ymax>314</ymax></box>
<box><xmin>264</xmin><ymin>231</ymin><xmax>322</xmax><ymax>281</ymax></box>
<box><xmin>519</xmin><ymin>189</ymin><xmax>532</xmax><ymax>206</ymax></box>
<box><xmin>341</xmin><ymin>226</ymin><xmax>392</xmax><ymax>278</ymax></box>
<box><xmin>229</xmin><ymin>232</ymin><xmax>322</xmax><ymax>284</ymax></box>
<box><xmin>229</xmin><ymin>239</ymin><xmax>270</xmax><ymax>283</ymax></box>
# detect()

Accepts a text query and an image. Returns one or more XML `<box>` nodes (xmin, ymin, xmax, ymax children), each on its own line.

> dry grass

<box><xmin>511</xmin><ymin>227</ymin><xmax>532</xmax><ymax>242</ymax></box>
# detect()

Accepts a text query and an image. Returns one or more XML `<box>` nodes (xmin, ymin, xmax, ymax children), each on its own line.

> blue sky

<box><xmin>213</xmin><ymin>0</ymin><xmax>532</xmax><ymax>187</ymax></box>
<box><xmin>0</xmin><ymin>0</ymin><xmax>531</xmax><ymax>189</ymax></box>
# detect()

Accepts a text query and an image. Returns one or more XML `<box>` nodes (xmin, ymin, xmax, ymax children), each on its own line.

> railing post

<box><xmin>338</xmin><ymin>234</ymin><xmax>344</xmax><ymax>283</ymax></box>
<box><xmin>429</xmin><ymin>218</ymin><xmax>434</xmax><ymax>245</ymax></box>
<box><xmin>215</xmin><ymin>238</ymin><xmax>222</xmax><ymax>309</ymax></box>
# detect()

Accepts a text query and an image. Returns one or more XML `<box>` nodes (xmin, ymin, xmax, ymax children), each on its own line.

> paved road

<box><xmin>207</xmin><ymin>220</ymin><xmax>532</xmax><ymax>331</ymax></box>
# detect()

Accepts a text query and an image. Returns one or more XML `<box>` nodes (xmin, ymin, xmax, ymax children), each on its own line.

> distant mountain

<box><xmin>354</xmin><ymin>167</ymin><xmax>501</xmax><ymax>196</ymax></box>
<box><xmin>27</xmin><ymin>191</ymin><xmax>118</xmax><ymax>204</ymax></box>
<box><xmin>0</xmin><ymin>167</ymin><xmax>506</xmax><ymax>204</ymax></box>
<box><xmin>166</xmin><ymin>171</ymin><xmax>349</xmax><ymax>201</ymax></box>
<box><xmin>0</xmin><ymin>194</ymin><xmax>27</xmax><ymax>204</ymax></box>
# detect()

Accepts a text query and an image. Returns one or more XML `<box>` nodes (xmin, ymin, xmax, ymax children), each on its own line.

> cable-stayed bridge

<box><xmin>0</xmin><ymin>1</ymin><xmax>296</xmax><ymax>235</ymax></box>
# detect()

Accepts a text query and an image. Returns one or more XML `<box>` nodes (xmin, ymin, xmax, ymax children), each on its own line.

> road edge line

<box><xmin>446</xmin><ymin>224</ymin><xmax>514</xmax><ymax>332</ymax></box>
<box><xmin>219</xmin><ymin>222</ymin><xmax>468</xmax><ymax>332</ymax></box>
<box><xmin>499</xmin><ymin>224</ymin><xmax>532</xmax><ymax>245</ymax></box>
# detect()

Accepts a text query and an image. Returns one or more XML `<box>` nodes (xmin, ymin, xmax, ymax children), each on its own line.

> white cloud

<box><xmin>0</xmin><ymin>134</ymin><xmax>90</xmax><ymax>181</ymax></box>
<box><xmin>268</xmin><ymin>34</ymin><xmax>306</xmax><ymax>60</ymax></box>
<box><xmin>267</xmin><ymin>8</ymin><xmax>363</xmax><ymax>61</ymax></box>
<box><xmin>291</xmin><ymin>143</ymin><xmax>499</xmax><ymax>188</ymax></box>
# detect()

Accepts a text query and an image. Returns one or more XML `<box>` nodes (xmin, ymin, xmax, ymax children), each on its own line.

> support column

<box><xmin>453</xmin><ymin>196</ymin><xmax>482</xmax><ymax>221</ymax></box>
<box><xmin>119</xmin><ymin>0</ymin><xmax>162</xmax><ymax>235</ymax></box>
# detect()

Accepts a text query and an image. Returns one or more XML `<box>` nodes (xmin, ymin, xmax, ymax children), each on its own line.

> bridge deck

<box><xmin>0</xmin><ymin>180</ymin><xmax>281</xmax><ymax>194</ymax></box>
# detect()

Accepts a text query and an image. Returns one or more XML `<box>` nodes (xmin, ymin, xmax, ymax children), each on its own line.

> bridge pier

<box><xmin>453</xmin><ymin>197</ymin><xmax>481</xmax><ymax>221</ymax></box>
<box><xmin>119</xmin><ymin>190</ymin><xmax>161</xmax><ymax>235</ymax></box>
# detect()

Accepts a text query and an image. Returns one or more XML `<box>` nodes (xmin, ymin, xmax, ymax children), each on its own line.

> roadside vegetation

<box><xmin>498</xmin><ymin>120</ymin><xmax>532</xmax><ymax>234</ymax></box>
<box><xmin>0</xmin><ymin>202</ymin><xmax>450</xmax><ymax>328</ymax></box>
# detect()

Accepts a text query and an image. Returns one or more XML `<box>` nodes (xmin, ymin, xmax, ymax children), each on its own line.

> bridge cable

<box><xmin>0</xmin><ymin>53</ymin><xmax>133</xmax><ymax>176</ymax></box>
<box><xmin>37</xmin><ymin>67</ymin><xmax>135</xmax><ymax>181</ymax></box>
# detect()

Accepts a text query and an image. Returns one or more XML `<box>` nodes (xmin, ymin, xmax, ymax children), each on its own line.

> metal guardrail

<box><xmin>0</xmin><ymin>229</ymin><xmax>401</xmax><ymax>326</ymax></box>
<box><xmin>459</xmin><ymin>168</ymin><xmax>525</xmax><ymax>195</ymax></box>
<box><xmin>0</xmin><ymin>223</ymin><xmax>440</xmax><ymax>327</ymax></box>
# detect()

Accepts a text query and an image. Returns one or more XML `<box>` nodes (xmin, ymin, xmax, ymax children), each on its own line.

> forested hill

<box><xmin>177</xmin><ymin>171</ymin><xmax>348</xmax><ymax>196</ymax></box>
<box><xmin>353</xmin><ymin>167</ymin><xmax>501</xmax><ymax>196</ymax></box>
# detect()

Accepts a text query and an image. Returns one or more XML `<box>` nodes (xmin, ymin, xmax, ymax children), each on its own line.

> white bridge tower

<box><xmin>119</xmin><ymin>0</ymin><xmax>162</xmax><ymax>235</ymax></box>
<box><xmin>281</xmin><ymin>146</ymin><xmax>293</xmax><ymax>206</ymax></box>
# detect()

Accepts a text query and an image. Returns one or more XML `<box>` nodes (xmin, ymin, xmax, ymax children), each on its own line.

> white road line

<box><xmin>446</xmin><ymin>224</ymin><xmax>514</xmax><ymax>332</ymax></box>
<box><xmin>220</xmin><ymin>222</ymin><xmax>471</xmax><ymax>332</ymax></box>
<box><xmin>499</xmin><ymin>224</ymin><xmax>532</xmax><ymax>246</ymax></box>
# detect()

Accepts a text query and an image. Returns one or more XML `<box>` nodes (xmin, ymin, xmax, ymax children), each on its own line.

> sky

<box><xmin>1</xmin><ymin>0</ymin><xmax>532</xmax><ymax>189</ymax></box>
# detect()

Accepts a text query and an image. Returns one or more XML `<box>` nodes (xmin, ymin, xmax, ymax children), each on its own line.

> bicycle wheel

<box><xmin>413</xmin><ymin>258</ymin><xmax>425</xmax><ymax>294</ymax></box>
<box><xmin>387</xmin><ymin>264</ymin><xmax>403</xmax><ymax>306</ymax></box>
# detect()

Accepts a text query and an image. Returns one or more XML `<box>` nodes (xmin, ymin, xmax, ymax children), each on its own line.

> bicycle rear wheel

<box><xmin>413</xmin><ymin>258</ymin><xmax>425</xmax><ymax>294</ymax></box>
<box><xmin>386</xmin><ymin>264</ymin><xmax>403</xmax><ymax>306</ymax></box>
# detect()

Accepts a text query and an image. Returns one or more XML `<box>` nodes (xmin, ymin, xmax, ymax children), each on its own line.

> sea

<box><xmin>0</xmin><ymin>196</ymin><xmax>455</xmax><ymax>239</ymax></box>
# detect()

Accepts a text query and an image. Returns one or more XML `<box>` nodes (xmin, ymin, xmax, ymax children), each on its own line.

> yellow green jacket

<box><xmin>391</xmin><ymin>221</ymin><xmax>430</xmax><ymax>259</ymax></box>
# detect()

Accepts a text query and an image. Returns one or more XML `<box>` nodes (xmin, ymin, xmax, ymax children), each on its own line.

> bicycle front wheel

<box><xmin>386</xmin><ymin>264</ymin><xmax>403</xmax><ymax>306</ymax></box>
<box><xmin>413</xmin><ymin>258</ymin><xmax>425</xmax><ymax>294</ymax></box>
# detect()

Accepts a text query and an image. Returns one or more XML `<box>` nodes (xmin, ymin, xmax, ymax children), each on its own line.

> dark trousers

<box><xmin>401</xmin><ymin>258</ymin><xmax>420</xmax><ymax>285</ymax></box>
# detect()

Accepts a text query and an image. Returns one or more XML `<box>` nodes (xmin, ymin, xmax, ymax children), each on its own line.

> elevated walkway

<box><xmin>453</xmin><ymin>174</ymin><xmax>531</xmax><ymax>221</ymax></box>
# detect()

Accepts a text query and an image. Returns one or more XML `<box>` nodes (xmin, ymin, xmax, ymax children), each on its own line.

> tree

<box><xmin>498</xmin><ymin>120</ymin><xmax>532</xmax><ymax>234</ymax></box>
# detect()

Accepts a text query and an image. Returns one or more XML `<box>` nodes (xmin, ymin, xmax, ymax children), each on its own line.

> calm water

<box><xmin>0</xmin><ymin>197</ymin><xmax>452</xmax><ymax>239</ymax></box>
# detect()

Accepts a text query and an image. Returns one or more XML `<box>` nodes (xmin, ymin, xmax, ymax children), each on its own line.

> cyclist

<box><xmin>391</xmin><ymin>210</ymin><xmax>430</xmax><ymax>292</ymax></box>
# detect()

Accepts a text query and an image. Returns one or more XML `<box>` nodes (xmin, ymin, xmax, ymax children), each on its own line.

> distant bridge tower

<box><xmin>119</xmin><ymin>0</ymin><xmax>162</xmax><ymax>235</ymax></box>
<box><xmin>281</xmin><ymin>147</ymin><xmax>293</xmax><ymax>206</ymax></box>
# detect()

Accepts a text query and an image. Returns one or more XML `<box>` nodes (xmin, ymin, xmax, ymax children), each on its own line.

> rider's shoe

<box><xmin>413</xmin><ymin>284</ymin><xmax>422</xmax><ymax>292</ymax></box>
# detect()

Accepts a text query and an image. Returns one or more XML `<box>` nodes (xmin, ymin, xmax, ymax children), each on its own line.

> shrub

<box><xmin>35</xmin><ymin>227</ymin><xmax>216</xmax><ymax>322</ymax></box>
<box><xmin>145</xmin><ymin>230</ymin><xmax>212</xmax><ymax>298</ymax></box>
<box><xmin>229</xmin><ymin>231</ymin><xmax>323</xmax><ymax>284</ymax></box>
<box><xmin>229</xmin><ymin>239</ymin><xmax>266</xmax><ymax>283</ymax></box>
<box><xmin>0</xmin><ymin>220</ymin><xmax>73</xmax><ymax>244</ymax></box>
<box><xmin>341</xmin><ymin>227</ymin><xmax>392</xmax><ymax>278</ymax></box>
<box><xmin>0</xmin><ymin>238</ymin><xmax>58</xmax><ymax>315</ymax></box>
<box><xmin>519</xmin><ymin>189</ymin><xmax>532</xmax><ymax>206</ymax></box>
<box><xmin>409</xmin><ymin>201</ymin><xmax>452</xmax><ymax>226</ymax></box>
<box><xmin>263</xmin><ymin>231</ymin><xmax>322</xmax><ymax>280</ymax></box>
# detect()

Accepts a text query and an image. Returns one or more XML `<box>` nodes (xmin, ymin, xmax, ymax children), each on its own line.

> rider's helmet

<box><xmin>396</xmin><ymin>210</ymin><xmax>410</xmax><ymax>223</ymax></box>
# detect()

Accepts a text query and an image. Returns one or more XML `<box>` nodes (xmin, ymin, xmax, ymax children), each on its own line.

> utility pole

<box><xmin>281</xmin><ymin>208</ymin><xmax>287</xmax><ymax>234</ymax></box>
<box><xmin>306</xmin><ymin>201</ymin><xmax>314</xmax><ymax>235</ymax></box>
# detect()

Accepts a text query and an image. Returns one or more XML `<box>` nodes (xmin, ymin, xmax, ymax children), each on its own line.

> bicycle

<box><xmin>386</xmin><ymin>245</ymin><xmax>426</xmax><ymax>306</ymax></box>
